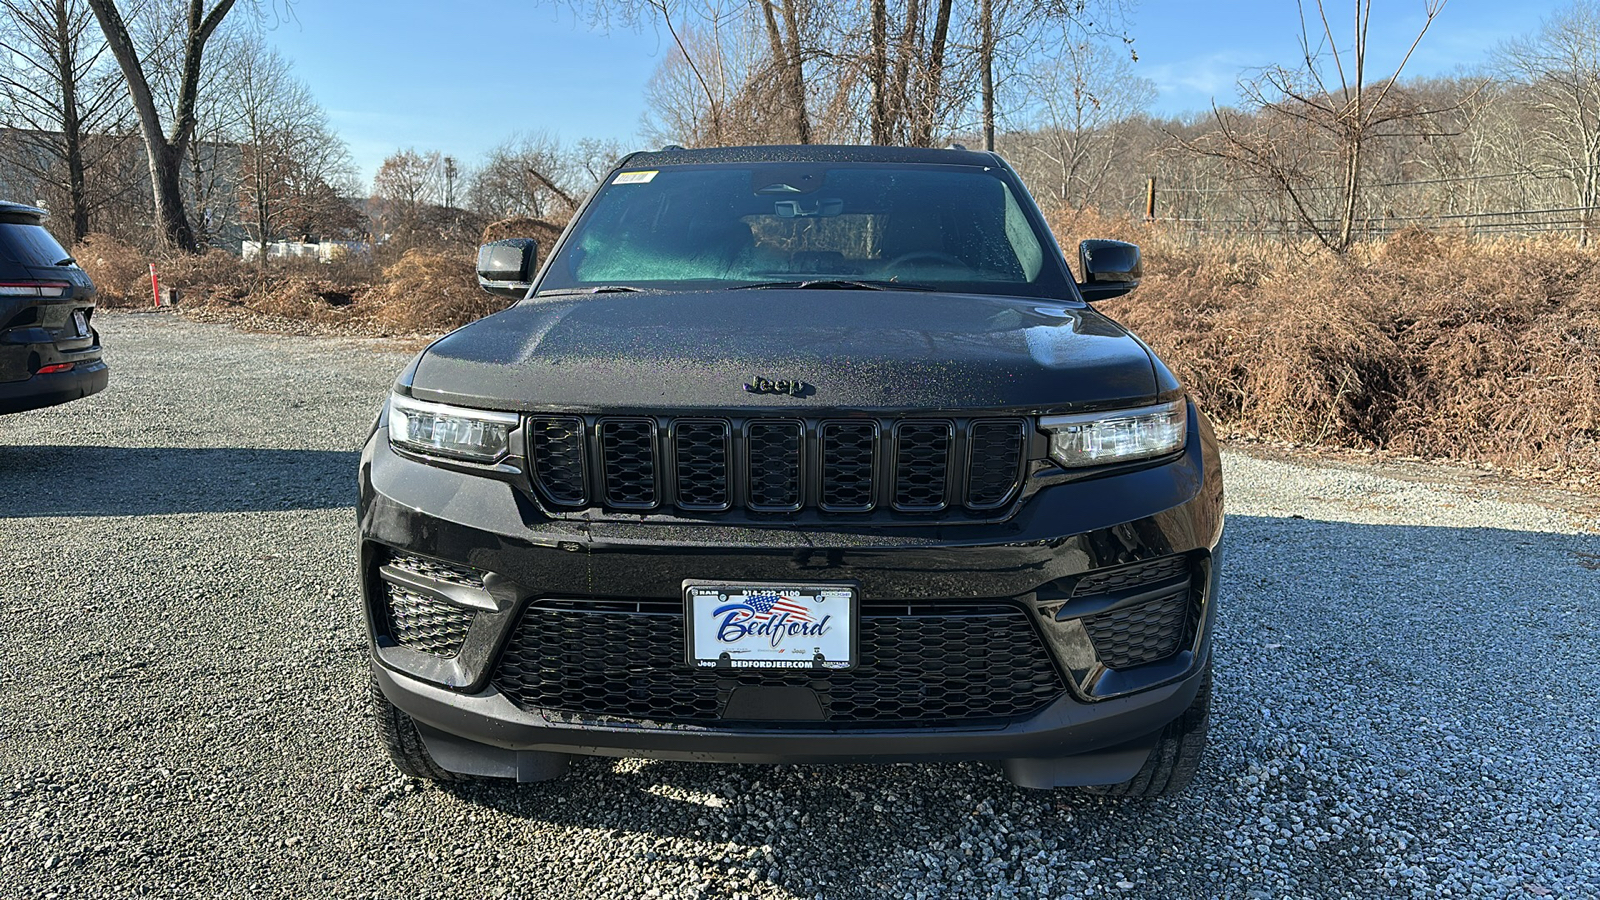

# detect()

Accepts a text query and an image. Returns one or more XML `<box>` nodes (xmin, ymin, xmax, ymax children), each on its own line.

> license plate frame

<box><xmin>682</xmin><ymin>581</ymin><xmax>859</xmax><ymax>672</ymax></box>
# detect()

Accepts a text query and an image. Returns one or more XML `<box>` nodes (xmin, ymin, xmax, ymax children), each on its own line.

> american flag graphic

<box><xmin>743</xmin><ymin>592</ymin><xmax>814</xmax><ymax>624</ymax></box>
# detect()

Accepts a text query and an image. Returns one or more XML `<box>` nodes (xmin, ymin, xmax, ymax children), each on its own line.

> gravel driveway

<box><xmin>2</xmin><ymin>312</ymin><xmax>1597</xmax><ymax>900</ymax></box>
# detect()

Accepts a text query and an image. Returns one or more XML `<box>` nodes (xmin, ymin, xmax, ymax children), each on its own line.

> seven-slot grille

<box><xmin>525</xmin><ymin>416</ymin><xmax>1028</xmax><ymax>517</ymax></box>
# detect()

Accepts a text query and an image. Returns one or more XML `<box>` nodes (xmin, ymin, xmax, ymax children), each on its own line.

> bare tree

<box><xmin>173</xmin><ymin>19</ymin><xmax>246</xmax><ymax>247</ymax></box>
<box><xmin>466</xmin><ymin>133</ymin><xmax>628</xmax><ymax>224</ymax></box>
<box><xmin>1497</xmin><ymin>1</ymin><xmax>1600</xmax><ymax>244</ymax></box>
<box><xmin>978</xmin><ymin>0</ymin><xmax>995</xmax><ymax>149</ymax></box>
<box><xmin>232</xmin><ymin>36</ymin><xmax>355</xmax><ymax>267</ymax></box>
<box><xmin>84</xmin><ymin>0</ymin><xmax>240</xmax><ymax>252</ymax></box>
<box><xmin>466</xmin><ymin>132</ymin><xmax>572</xmax><ymax>220</ymax></box>
<box><xmin>569</xmin><ymin>136</ymin><xmax>628</xmax><ymax>183</ymax></box>
<box><xmin>1176</xmin><ymin>0</ymin><xmax>1450</xmax><ymax>251</ymax></box>
<box><xmin>371</xmin><ymin>148</ymin><xmax>441</xmax><ymax>235</ymax></box>
<box><xmin>757</xmin><ymin>0</ymin><xmax>810</xmax><ymax>142</ymax></box>
<box><xmin>0</xmin><ymin>0</ymin><xmax>136</xmax><ymax>242</ymax></box>
<box><xmin>1015</xmin><ymin>38</ymin><xmax>1155</xmax><ymax>205</ymax></box>
<box><xmin>640</xmin><ymin>18</ymin><xmax>804</xmax><ymax>146</ymax></box>
<box><xmin>970</xmin><ymin>0</ymin><xmax>1134</xmax><ymax>151</ymax></box>
<box><xmin>875</xmin><ymin>0</ymin><xmax>962</xmax><ymax>146</ymax></box>
<box><xmin>612</xmin><ymin>0</ymin><xmax>1130</xmax><ymax>151</ymax></box>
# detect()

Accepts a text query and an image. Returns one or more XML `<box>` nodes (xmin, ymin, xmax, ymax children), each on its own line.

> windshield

<box><xmin>536</xmin><ymin>163</ymin><xmax>1072</xmax><ymax>297</ymax></box>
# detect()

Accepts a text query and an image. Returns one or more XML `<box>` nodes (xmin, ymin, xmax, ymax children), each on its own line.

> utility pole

<box><xmin>980</xmin><ymin>0</ymin><xmax>995</xmax><ymax>151</ymax></box>
<box><xmin>443</xmin><ymin>156</ymin><xmax>457</xmax><ymax>211</ymax></box>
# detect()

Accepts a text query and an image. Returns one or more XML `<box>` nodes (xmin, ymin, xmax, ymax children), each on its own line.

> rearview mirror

<box><xmin>1077</xmin><ymin>239</ymin><xmax>1141</xmax><ymax>301</ymax></box>
<box><xmin>774</xmin><ymin>197</ymin><xmax>844</xmax><ymax>218</ymax></box>
<box><xmin>477</xmin><ymin>238</ymin><xmax>537</xmax><ymax>300</ymax></box>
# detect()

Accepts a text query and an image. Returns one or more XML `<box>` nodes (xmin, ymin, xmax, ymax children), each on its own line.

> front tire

<box><xmin>369</xmin><ymin>671</ymin><xmax>466</xmax><ymax>781</ymax></box>
<box><xmin>1087</xmin><ymin>664</ymin><xmax>1211</xmax><ymax>798</ymax></box>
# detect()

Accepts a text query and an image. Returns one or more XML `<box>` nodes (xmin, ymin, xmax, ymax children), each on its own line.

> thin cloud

<box><xmin>1144</xmin><ymin>52</ymin><xmax>1253</xmax><ymax>113</ymax></box>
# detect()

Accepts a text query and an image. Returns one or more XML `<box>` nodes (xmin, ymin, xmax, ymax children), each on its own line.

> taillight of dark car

<box><xmin>0</xmin><ymin>281</ymin><xmax>70</xmax><ymax>298</ymax></box>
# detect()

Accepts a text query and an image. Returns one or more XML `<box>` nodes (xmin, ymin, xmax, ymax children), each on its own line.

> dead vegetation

<box><xmin>1049</xmin><ymin>208</ymin><xmax>1600</xmax><ymax>477</ymax></box>
<box><xmin>74</xmin><ymin>214</ymin><xmax>1600</xmax><ymax>479</ymax></box>
<box><xmin>360</xmin><ymin>249</ymin><xmax>500</xmax><ymax>332</ymax></box>
<box><xmin>73</xmin><ymin>227</ymin><xmax>506</xmax><ymax>336</ymax></box>
<box><xmin>74</xmin><ymin>234</ymin><xmax>152</xmax><ymax>307</ymax></box>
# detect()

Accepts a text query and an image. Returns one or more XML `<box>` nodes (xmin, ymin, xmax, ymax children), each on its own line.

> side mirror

<box><xmin>477</xmin><ymin>238</ymin><xmax>537</xmax><ymax>300</ymax></box>
<box><xmin>1077</xmin><ymin>239</ymin><xmax>1141</xmax><ymax>301</ymax></box>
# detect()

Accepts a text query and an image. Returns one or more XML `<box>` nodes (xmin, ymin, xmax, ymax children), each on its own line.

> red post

<box><xmin>150</xmin><ymin>263</ymin><xmax>160</xmax><ymax>308</ymax></box>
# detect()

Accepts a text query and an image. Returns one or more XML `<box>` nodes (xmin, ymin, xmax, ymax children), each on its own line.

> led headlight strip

<box><xmin>1039</xmin><ymin>399</ymin><xmax>1186</xmax><ymax>467</ymax></box>
<box><xmin>388</xmin><ymin>393</ymin><xmax>519</xmax><ymax>463</ymax></box>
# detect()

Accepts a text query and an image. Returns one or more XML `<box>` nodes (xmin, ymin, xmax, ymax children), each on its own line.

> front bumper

<box><xmin>359</xmin><ymin>406</ymin><xmax>1224</xmax><ymax>785</ymax></box>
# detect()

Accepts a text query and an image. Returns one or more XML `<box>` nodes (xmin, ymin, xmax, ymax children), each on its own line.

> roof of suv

<box><xmin>0</xmin><ymin>202</ymin><xmax>47</xmax><ymax>223</ymax></box>
<box><xmin>619</xmin><ymin>144</ymin><xmax>1005</xmax><ymax>169</ymax></box>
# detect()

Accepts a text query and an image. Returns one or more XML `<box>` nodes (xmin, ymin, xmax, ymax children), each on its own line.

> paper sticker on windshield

<box><xmin>612</xmin><ymin>170</ymin><xmax>657</xmax><ymax>185</ymax></box>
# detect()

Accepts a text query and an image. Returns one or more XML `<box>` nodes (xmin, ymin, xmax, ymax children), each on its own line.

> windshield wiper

<box><xmin>730</xmin><ymin>279</ymin><xmax>935</xmax><ymax>292</ymax></box>
<box><xmin>536</xmin><ymin>285</ymin><xmax>650</xmax><ymax>296</ymax></box>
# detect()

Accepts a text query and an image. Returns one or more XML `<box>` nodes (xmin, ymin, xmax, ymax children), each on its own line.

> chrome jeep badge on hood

<box><xmin>744</xmin><ymin>376</ymin><xmax>812</xmax><ymax>397</ymax></box>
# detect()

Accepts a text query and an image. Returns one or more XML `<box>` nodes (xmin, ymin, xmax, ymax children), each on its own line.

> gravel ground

<box><xmin>2</xmin><ymin>311</ymin><xmax>1598</xmax><ymax>900</ymax></box>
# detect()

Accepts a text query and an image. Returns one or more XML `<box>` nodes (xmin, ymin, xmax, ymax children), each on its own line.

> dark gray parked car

<box><xmin>0</xmin><ymin>202</ymin><xmax>106</xmax><ymax>415</ymax></box>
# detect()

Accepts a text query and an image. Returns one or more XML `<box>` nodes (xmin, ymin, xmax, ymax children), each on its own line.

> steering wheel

<box><xmin>884</xmin><ymin>250</ymin><xmax>971</xmax><ymax>271</ymax></box>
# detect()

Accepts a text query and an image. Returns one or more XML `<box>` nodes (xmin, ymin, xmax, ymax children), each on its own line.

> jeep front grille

<box><xmin>819</xmin><ymin>421</ymin><xmax>877</xmax><ymax>511</ymax></box>
<box><xmin>893</xmin><ymin>421</ymin><xmax>952</xmax><ymax>511</ymax></box>
<box><xmin>965</xmin><ymin>420</ymin><xmax>1027</xmax><ymax>509</ymax></box>
<box><xmin>529</xmin><ymin>417</ymin><xmax>587</xmax><ymax>506</ymax></box>
<box><xmin>672</xmin><ymin>420</ymin><xmax>732</xmax><ymax>510</ymax></box>
<box><xmin>524</xmin><ymin>415</ymin><xmax>1029</xmax><ymax>518</ymax></box>
<box><xmin>599</xmin><ymin>418</ymin><xmax>658</xmax><ymax>508</ymax></box>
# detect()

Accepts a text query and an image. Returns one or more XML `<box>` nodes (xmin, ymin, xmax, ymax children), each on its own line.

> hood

<box><xmin>408</xmin><ymin>290</ymin><xmax>1159</xmax><ymax>413</ymax></box>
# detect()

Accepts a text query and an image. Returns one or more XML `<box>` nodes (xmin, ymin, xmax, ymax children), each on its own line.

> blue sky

<box><xmin>265</xmin><ymin>0</ymin><xmax>1568</xmax><ymax>186</ymax></box>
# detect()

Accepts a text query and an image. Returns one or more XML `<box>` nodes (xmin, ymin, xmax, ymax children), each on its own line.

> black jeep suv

<box><xmin>0</xmin><ymin>203</ymin><xmax>106</xmax><ymax>415</ymax></box>
<box><xmin>360</xmin><ymin>145</ymin><xmax>1223</xmax><ymax>796</ymax></box>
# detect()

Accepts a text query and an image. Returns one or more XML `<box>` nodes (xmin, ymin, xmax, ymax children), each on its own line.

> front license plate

<box><xmin>684</xmin><ymin>582</ymin><xmax>857</xmax><ymax>671</ymax></box>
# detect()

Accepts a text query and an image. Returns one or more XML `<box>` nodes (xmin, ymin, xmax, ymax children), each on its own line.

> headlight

<box><xmin>387</xmin><ymin>393</ymin><xmax>518</xmax><ymax>463</ymax></box>
<box><xmin>1039</xmin><ymin>399</ymin><xmax>1187</xmax><ymax>467</ymax></box>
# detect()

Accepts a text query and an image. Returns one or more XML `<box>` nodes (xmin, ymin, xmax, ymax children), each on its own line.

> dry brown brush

<box><xmin>357</xmin><ymin>249</ymin><xmax>501</xmax><ymax>333</ymax></box>
<box><xmin>73</xmin><ymin>234</ymin><xmax>151</xmax><ymax>307</ymax></box>
<box><xmin>1050</xmin><ymin>208</ymin><xmax>1600</xmax><ymax>475</ymax></box>
<box><xmin>73</xmin><ymin>236</ymin><xmax>500</xmax><ymax>337</ymax></box>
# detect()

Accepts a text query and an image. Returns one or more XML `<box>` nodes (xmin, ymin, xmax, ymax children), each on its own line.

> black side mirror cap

<box><xmin>1077</xmin><ymin>239</ymin><xmax>1141</xmax><ymax>301</ymax></box>
<box><xmin>477</xmin><ymin>238</ymin><xmax>537</xmax><ymax>300</ymax></box>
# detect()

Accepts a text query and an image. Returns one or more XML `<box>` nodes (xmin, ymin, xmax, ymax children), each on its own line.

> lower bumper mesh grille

<box><xmin>384</xmin><ymin>585</ymin><xmax>474</xmax><ymax>657</ymax></box>
<box><xmin>1074</xmin><ymin>554</ymin><xmax>1197</xmax><ymax>669</ymax></box>
<box><xmin>378</xmin><ymin>552</ymin><xmax>484</xmax><ymax>658</ymax></box>
<box><xmin>1081</xmin><ymin>594</ymin><xmax>1190</xmax><ymax>669</ymax></box>
<box><xmin>387</xmin><ymin>553</ymin><xmax>485</xmax><ymax>589</ymax></box>
<box><xmin>1072</xmin><ymin>555</ymin><xmax>1190</xmax><ymax>597</ymax></box>
<box><xmin>492</xmin><ymin>603</ymin><xmax>1065</xmax><ymax>727</ymax></box>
